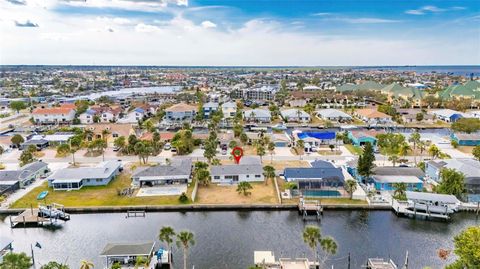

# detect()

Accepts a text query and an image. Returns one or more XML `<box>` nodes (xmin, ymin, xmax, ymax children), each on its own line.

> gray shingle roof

<box><xmin>48</xmin><ymin>161</ymin><xmax>120</xmax><ymax>182</ymax></box>
<box><xmin>0</xmin><ymin>161</ymin><xmax>48</xmax><ymax>184</ymax></box>
<box><xmin>211</xmin><ymin>164</ymin><xmax>263</xmax><ymax>176</ymax></box>
<box><xmin>133</xmin><ymin>158</ymin><xmax>192</xmax><ymax>177</ymax></box>
<box><xmin>284</xmin><ymin>167</ymin><xmax>344</xmax><ymax>182</ymax></box>
<box><xmin>372</xmin><ymin>167</ymin><xmax>424</xmax><ymax>178</ymax></box>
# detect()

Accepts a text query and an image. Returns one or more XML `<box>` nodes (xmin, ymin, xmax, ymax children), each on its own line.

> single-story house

<box><xmin>30</xmin><ymin>132</ymin><xmax>75</xmax><ymax>145</ymax></box>
<box><xmin>210</xmin><ymin>163</ymin><xmax>264</xmax><ymax>184</ymax></box>
<box><xmin>0</xmin><ymin>161</ymin><xmax>50</xmax><ymax>194</ymax></box>
<box><xmin>315</xmin><ymin>109</ymin><xmax>352</xmax><ymax>122</ymax></box>
<box><xmin>20</xmin><ymin>139</ymin><xmax>49</xmax><ymax>150</ymax></box>
<box><xmin>268</xmin><ymin>133</ymin><xmax>291</xmax><ymax>147</ymax></box>
<box><xmin>284</xmin><ymin>161</ymin><xmax>345</xmax><ymax>193</ymax></box>
<box><xmin>280</xmin><ymin>109</ymin><xmax>311</xmax><ymax>123</ymax></box>
<box><xmin>451</xmin><ymin>133</ymin><xmax>480</xmax><ymax>146</ymax></box>
<box><xmin>353</xmin><ymin>108</ymin><xmax>392</xmax><ymax>124</ymax></box>
<box><xmin>428</xmin><ymin>109</ymin><xmax>468</xmax><ymax>123</ymax></box>
<box><xmin>371</xmin><ymin>167</ymin><xmax>424</xmax><ymax>191</ymax></box>
<box><xmin>131</xmin><ymin>158</ymin><xmax>192</xmax><ymax>187</ymax></box>
<box><xmin>243</xmin><ymin>109</ymin><xmax>271</xmax><ymax>123</ymax></box>
<box><xmin>348</xmin><ymin>129</ymin><xmax>383</xmax><ymax>147</ymax></box>
<box><xmin>294</xmin><ymin>131</ymin><xmax>336</xmax><ymax>150</ymax></box>
<box><xmin>47</xmin><ymin>161</ymin><xmax>121</xmax><ymax>190</ymax></box>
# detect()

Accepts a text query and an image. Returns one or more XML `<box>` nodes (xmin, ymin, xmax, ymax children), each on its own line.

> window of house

<box><xmin>255</xmin><ymin>175</ymin><xmax>261</xmax><ymax>178</ymax></box>
<box><xmin>214</xmin><ymin>176</ymin><xmax>220</xmax><ymax>179</ymax></box>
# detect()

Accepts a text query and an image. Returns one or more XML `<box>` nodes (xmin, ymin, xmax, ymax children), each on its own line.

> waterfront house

<box><xmin>451</xmin><ymin>133</ymin><xmax>480</xmax><ymax>146</ymax></box>
<box><xmin>428</xmin><ymin>109</ymin><xmax>469</xmax><ymax>123</ymax></box>
<box><xmin>371</xmin><ymin>167</ymin><xmax>424</xmax><ymax>191</ymax></box>
<box><xmin>315</xmin><ymin>109</ymin><xmax>352</xmax><ymax>122</ymax></box>
<box><xmin>210</xmin><ymin>162</ymin><xmax>264</xmax><ymax>184</ymax></box>
<box><xmin>284</xmin><ymin>161</ymin><xmax>345</xmax><ymax>196</ymax></box>
<box><xmin>202</xmin><ymin>102</ymin><xmax>219</xmax><ymax>118</ymax></box>
<box><xmin>289</xmin><ymin>99</ymin><xmax>307</xmax><ymax>107</ymax></box>
<box><xmin>293</xmin><ymin>131</ymin><xmax>336</xmax><ymax>151</ymax></box>
<box><xmin>131</xmin><ymin>158</ymin><xmax>192</xmax><ymax>187</ymax></box>
<box><xmin>0</xmin><ymin>161</ymin><xmax>49</xmax><ymax>194</ymax></box>
<box><xmin>32</xmin><ymin>105</ymin><xmax>76</xmax><ymax>125</ymax></box>
<box><xmin>280</xmin><ymin>109</ymin><xmax>311</xmax><ymax>123</ymax></box>
<box><xmin>353</xmin><ymin>108</ymin><xmax>392</xmax><ymax>124</ymax></box>
<box><xmin>221</xmin><ymin>101</ymin><xmax>237</xmax><ymax>119</ymax></box>
<box><xmin>267</xmin><ymin>133</ymin><xmax>291</xmax><ymax>147</ymax></box>
<box><xmin>243</xmin><ymin>109</ymin><xmax>271</xmax><ymax>123</ymax></box>
<box><xmin>47</xmin><ymin>161</ymin><xmax>121</xmax><ymax>190</ymax></box>
<box><xmin>347</xmin><ymin>129</ymin><xmax>383</xmax><ymax>147</ymax></box>
<box><xmin>425</xmin><ymin>158</ymin><xmax>480</xmax><ymax>202</ymax></box>
<box><xmin>164</xmin><ymin>103</ymin><xmax>197</xmax><ymax>122</ymax></box>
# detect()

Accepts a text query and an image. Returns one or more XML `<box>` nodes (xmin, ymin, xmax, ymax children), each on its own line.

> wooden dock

<box><xmin>9</xmin><ymin>208</ymin><xmax>50</xmax><ymax>228</ymax></box>
<box><xmin>391</xmin><ymin>199</ymin><xmax>450</xmax><ymax>220</ymax></box>
<box><xmin>126</xmin><ymin>210</ymin><xmax>146</xmax><ymax>218</ymax></box>
<box><xmin>298</xmin><ymin>199</ymin><xmax>323</xmax><ymax>221</ymax></box>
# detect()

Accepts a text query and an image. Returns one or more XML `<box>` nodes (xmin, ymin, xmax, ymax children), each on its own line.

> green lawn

<box><xmin>344</xmin><ymin>144</ymin><xmax>363</xmax><ymax>155</ymax></box>
<box><xmin>11</xmin><ymin>173</ymin><xmax>194</xmax><ymax>208</ymax></box>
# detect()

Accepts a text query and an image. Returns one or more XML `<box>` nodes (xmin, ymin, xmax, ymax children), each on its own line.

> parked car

<box><xmin>164</xmin><ymin>143</ymin><xmax>172</xmax><ymax>150</ymax></box>
<box><xmin>113</xmin><ymin>147</ymin><xmax>120</xmax><ymax>152</ymax></box>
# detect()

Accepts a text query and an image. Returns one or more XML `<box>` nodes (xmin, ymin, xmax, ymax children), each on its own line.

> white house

<box><xmin>428</xmin><ymin>109</ymin><xmax>471</xmax><ymax>122</ymax></box>
<box><xmin>32</xmin><ymin>106</ymin><xmax>76</xmax><ymax>125</ymax></box>
<box><xmin>118</xmin><ymin>108</ymin><xmax>145</xmax><ymax>123</ymax></box>
<box><xmin>79</xmin><ymin>109</ymin><xmax>96</xmax><ymax>124</ymax></box>
<box><xmin>280</xmin><ymin>109</ymin><xmax>311</xmax><ymax>123</ymax></box>
<box><xmin>243</xmin><ymin>109</ymin><xmax>271</xmax><ymax>123</ymax></box>
<box><xmin>316</xmin><ymin>109</ymin><xmax>352</xmax><ymax>122</ymax></box>
<box><xmin>131</xmin><ymin>158</ymin><xmax>192</xmax><ymax>187</ymax></box>
<box><xmin>221</xmin><ymin>101</ymin><xmax>237</xmax><ymax>119</ymax></box>
<box><xmin>210</xmin><ymin>163</ymin><xmax>264</xmax><ymax>184</ymax></box>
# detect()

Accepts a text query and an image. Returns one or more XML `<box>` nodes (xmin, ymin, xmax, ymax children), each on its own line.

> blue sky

<box><xmin>1</xmin><ymin>0</ymin><xmax>479</xmax><ymax>65</ymax></box>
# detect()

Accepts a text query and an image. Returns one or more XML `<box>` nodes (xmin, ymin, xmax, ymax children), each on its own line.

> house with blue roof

<box><xmin>429</xmin><ymin>109</ymin><xmax>468</xmax><ymax>123</ymax></box>
<box><xmin>118</xmin><ymin>107</ymin><xmax>146</xmax><ymax>123</ymax></box>
<box><xmin>284</xmin><ymin>161</ymin><xmax>346</xmax><ymax>197</ymax></box>
<box><xmin>294</xmin><ymin>131</ymin><xmax>336</xmax><ymax>151</ymax></box>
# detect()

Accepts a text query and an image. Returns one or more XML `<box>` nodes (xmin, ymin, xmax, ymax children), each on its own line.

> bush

<box><xmin>178</xmin><ymin>192</ymin><xmax>189</xmax><ymax>203</ymax></box>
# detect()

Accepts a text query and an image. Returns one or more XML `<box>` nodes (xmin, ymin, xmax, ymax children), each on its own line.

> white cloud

<box><xmin>201</xmin><ymin>20</ymin><xmax>216</xmax><ymax>28</ymax></box>
<box><xmin>405</xmin><ymin>5</ymin><xmax>466</xmax><ymax>15</ymax></box>
<box><xmin>0</xmin><ymin>0</ymin><xmax>477</xmax><ymax>65</ymax></box>
<box><xmin>134</xmin><ymin>23</ymin><xmax>161</xmax><ymax>33</ymax></box>
<box><xmin>323</xmin><ymin>17</ymin><xmax>401</xmax><ymax>24</ymax></box>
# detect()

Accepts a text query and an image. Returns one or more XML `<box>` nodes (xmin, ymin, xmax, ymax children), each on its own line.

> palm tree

<box><xmin>79</xmin><ymin>260</ymin><xmax>94</xmax><ymax>269</ymax></box>
<box><xmin>268</xmin><ymin>142</ymin><xmax>275</xmax><ymax>163</ymax></box>
<box><xmin>159</xmin><ymin>226</ymin><xmax>176</xmax><ymax>265</ymax></box>
<box><xmin>302</xmin><ymin>226</ymin><xmax>337</xmax><ymax>266</ymax></box>
<box><xmin>262</xmin><ymin>165</ymin><xmax>275</xmax><ymax>185</ymax></box>
<box><xmin>40</xmin><ymin>261</ymin><xmax>70</xmax><ymax>269</ymax></box>
<box><xmin>236</xmin><ymin>181</ymin><xmax>253</xmax><ymax>196</ymax></box>
<box><xmin>101</xmin><ymin>129</ymin><xmax>111</xmax><ymax>142</ymax></box>
<box><xmin>393</xmin><ymin>183</ymin><xmax>407</xmax><ymax>200</ymax></box>
<box><xmin>388</xmin><ymin>155</ymin><xmax>399</xmax><ymax>167</ymax></box>
<box><xmin>256</xmin><ymin>144</ymin><xmax>265</xmax><ymax>162</ymax></box>
<box><xmin>303</xmin><ymin>226</ymin><xmax>322</xmax><ymax>263</ymax></box>
<box><xmin>428</xmin><ymin>144</ymin><xmax>441</xmax><ymax>160</ymax></box>
<box><xmin>296</xmin><ymin>140</ymin><xmax>305</xmax><ymax>160</ymax></box>
<box><xmin>409</xmin><ymin>132</ymin><xmax>421</xmax><ymax>164</ymax></box>
<box><xmin>344</xmin><ymin>180</ymin><xmax>357</xmax><ymax>199</ymax></box>
<box><xmin>176</xmin><ymin>231</ymin><xmax>195</xmax><ymax>269</ymax></box>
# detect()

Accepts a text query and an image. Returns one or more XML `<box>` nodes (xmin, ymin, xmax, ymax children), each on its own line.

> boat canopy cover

<box><xmin>406</xmin><ymin>191</ymin><xmax>459</xmax><ymax>204</ymax></box>
<box><xmin>297</xmin><ymin>132</ymin><xmax>335</xmax><ymax>140</ymax></box>
<box><xmin>100</xmin><ymin>241</ymin><xmax>155</xmax><ymax>257</ymax></box>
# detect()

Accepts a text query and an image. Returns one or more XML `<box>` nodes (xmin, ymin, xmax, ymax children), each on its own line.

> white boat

<box><xmin>271</xmin><ymin>123</ymin><xmax>287</xmax><ymax>130</ymax></box>
<box><xmin>407</xmin><ymin>202</ymin><xmax>456</xmax><ymax>214</ymax></box>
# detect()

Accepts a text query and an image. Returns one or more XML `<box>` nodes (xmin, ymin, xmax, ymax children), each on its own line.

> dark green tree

<box><xmin>437</xmin><ymin>168</ymin><xmax>466</xmax><ymax>200</ymax></box>
<box><xmin>357</xmin><ymin>142</ymin><xmax>375</xmax><ymax>182</ymax></box>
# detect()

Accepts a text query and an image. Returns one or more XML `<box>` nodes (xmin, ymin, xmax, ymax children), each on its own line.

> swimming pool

<box><xmin>303</xmin><ymin>189</ymin><xmax>341</xmax><ymax>197</ymax></box>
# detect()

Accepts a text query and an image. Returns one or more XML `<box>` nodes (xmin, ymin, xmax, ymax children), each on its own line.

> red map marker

<box><xmin>231</xmin><ymin>146</ymin><xmax>244</xmax><ymax>164</ymax></box>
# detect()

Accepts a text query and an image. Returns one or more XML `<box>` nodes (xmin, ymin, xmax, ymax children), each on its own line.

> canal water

<box><xmin>1</xmin><ymin>210</ymin><xmax>478</xmax><ymax>269</ymax></box>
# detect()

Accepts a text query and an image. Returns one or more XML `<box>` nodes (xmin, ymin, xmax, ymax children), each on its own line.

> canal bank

<box><xmin>0</xmin><ymin>203</ymin><xmax>393</xmax><ymax>215</ymax></box>
<box><xmin>0</xmin><ymin>210</ymin><xmax>478</xmax><ymax>269</ymax></box>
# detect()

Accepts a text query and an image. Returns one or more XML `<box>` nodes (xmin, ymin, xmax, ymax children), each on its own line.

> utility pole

<box><xmin>404</xmin><ymin>250</ymin><xmax>409</xmax><ymax>269</ymax></box>
<box><xmin>30</xmin><ymin>244</ymin><xmax>35</xmax><ymax>268</ymax></box>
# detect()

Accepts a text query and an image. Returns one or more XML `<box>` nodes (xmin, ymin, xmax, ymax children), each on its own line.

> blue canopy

<box><xmin>297</xmin><ymin>132</ymin><xmax>335</xmax><ymax>140</ymax></box>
